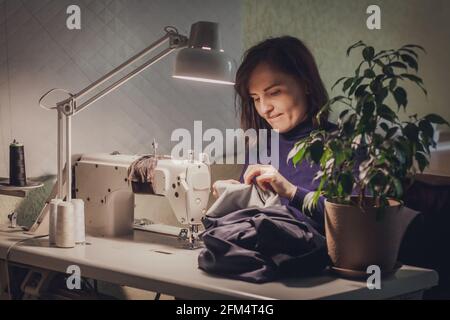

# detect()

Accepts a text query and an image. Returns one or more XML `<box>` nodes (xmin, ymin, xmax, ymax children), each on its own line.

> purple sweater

<box><xmin>239</xmin><ymin>118</ymin><xmax>337</xmax><ymax>234</ymax></box>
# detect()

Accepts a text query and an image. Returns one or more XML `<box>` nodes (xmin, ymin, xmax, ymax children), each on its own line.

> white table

<box><xmin>0</xmin><ymin>227</ymin><xmax>439</xmax><ymax>300</ymax></box>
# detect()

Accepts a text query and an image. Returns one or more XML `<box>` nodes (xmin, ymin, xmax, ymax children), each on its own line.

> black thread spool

<box><xmin>9</xmin><ymin>140</ymin><xmax>27</xmax><ymax>187</ymax></box>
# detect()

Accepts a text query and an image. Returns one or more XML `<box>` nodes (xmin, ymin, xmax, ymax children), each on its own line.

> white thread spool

<box><xmin>55</xmin><ymin>202</ymin><xmax>75</xmax><ymax>248</ymax></box>
<box><xmin>49</xmin><ymin>198</ymin><xmax>62</xmax><ymax>245</ymax></box>
<box><xmin>71</xmin><ymin>199</ymin><xmax>85</xmax><ymax>244</ymax></box>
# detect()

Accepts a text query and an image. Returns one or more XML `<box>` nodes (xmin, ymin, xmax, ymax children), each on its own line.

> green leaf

<box><xmin>418</xmin><ymin>84</ymin><xmax>428</xmax><ymax>96</ymax></box>
<box><xmin>377</xmin><ymin>104</ymin><xmax>397</xmax><ymax>122</ymax></box>
<box><xmin>373</xmin><ymin>59</ymin><xmax>385</xmax><ymax>68</ymax></box>
<box><xmin>309</xmin><ymin>140</ymin><xmax>324</xmax><ymax>164</ymax></box>
<box><xmin>425</xmin><ymin>114</ymin><xmax>450</xmax><ymax>126</ymax></box>
<box><xmin>364</xmin><ymin>69</ymin><xmax>376</xmax><ymax>78</ymax></box>
<box><xmin>343</xmin><ymin>114</ymin><xmax>357</xmax><ymax>136</ymax></box>
<box><xmin>370</xmin><ymin>133</ymin><xmax>383</xmax><ymax>147</ymax></box>
<box><xmin>363</xmin><ymin>46</ymin><xmax>375</xmax><ymax>61</ymax></box>
<box><xmin>339</xmin><ymin>109</ymin><xmax>350</xmax><ymax>120</ymax></box>
<box><xmin>375</xmin><ymin>87</ymin><xmax>389</xmax><ymax>105</ymax></box>
<box><xmin>316</xmin><ymin>101</ymin><xmax>332</xmax><ymax>125</ymax></box>
<box><xmin>403</xmin><ymin>123</ymin><xmax>419</xmax><ymax>141</ymax></box>
<box><xmin>380</xmin><ymin>122</ymin><xmax>389</xmax><ymax>132</ymax></box>
<box><xmin>400</xmin><ymin>74</ymin><xmax>423</xmax><ymax>84</ymax></box>
<box><xmin>334</xmin><ymin>149</ymin><xmax>346</xmax><ymax>167</ymax></box>
<box><xmin>348</xmin><ymin>77</ymin><xmax>364</xmax><ymax>96</ymax></box>
<box><xmin>355</xmin><ymin>84</ymin><xmax>369</xmax><ymax>98</ymax></box>
<box><xmin>370</xmin><ymin>75</ymin><xmax>384</xmax><ymax>93</ymax></box>
<box><xmin>362</xmin><ymin>101</ymin><xmax>376</xmax><ymax>118</ymax></box>
<box><xmin>314</xmin><ymin>177</ymin><xmax>326</xmax><ymax>203</ymax></box>
<box><xmin>399</xmin><ymin>73</ymin><xmax>428</xmax><ymax>96</ymax></box>
<box><xmin>415</xmin><ymin>141</ymin><xmax>425</xmax><ymax>153</ymax></box>
<box><xmin>418</xmin><ymin>120</ymin><xmax>434</xmax><ymax>139</ymax></box>
<box><xmin>319</xmin><ymin>148</ymin><xmax>332</xmax><ymax>167</ymax></box>
<box><xmin>355</xmin><ymin>93</ymin><xmax>373</xmax><ymax>113</ymax></box>
<box><xmin>388</xmin><ymin>61</ymin><xmax>407</xmax><ymax>69</ymax></box>
<box><xmin>400</xmin><ymin>54</ymin><xmax>418</xmax><ymax>71</ymax></box>
<box><xmin>359</xmin><ymin>103</ymin><xmax>376</xmax><ymax>133</ymax></box>
<box><xmin>343</xmin><ymin>78</ymin><xmax>354</xmax><ymax>93</ymax></box>
<box><xmin>332</xmin><ymin>77</ymin><xmax>347</xmax><ymax>91</ymax></box>
<box><xmin>385</xmin><ymin>127</ymin><xmax>398</xmax><ymax>140</ymax></box>
<box><xmin>397</xmin><ymin>138</ymin><xmax>414</xmax><ymax>168</ymax></box>
<box><xmin>393</xmin><ymin>87</ymin><xmax>407</xmax><ymax>110</ymax></box>
<box><xmin>292</xmin><ymin>146</ymin><xmax>307</xmax><ymax>167</ymax></box>
<box><xmin>347</xmin><ymin>40</ymin><xmax>365</xmax><ymax>56</ymax></box>
<box><xmin>389</xmin><ymin>78</ymin><xmax>397</xmax><ymax>91</ymax></box>
<box><xmin>402</xmin><ymin>44</ymin><xmax>426</xmax><ymax>53</ymax></box>
<box><xmin>399</xmin><ymin>48</ymin><xmax>418</xmax><ymax>58</ymax></box>
<box><xmin>302</xmin><ymin>192</ymin><xmax>316</xmax><ymax>215</ymax></box>
<box><xmin>374</xmin><ymin>49</ymin><xmax>395</xmax><ymax>59</ymax></box>
<box><xmin>394</xmin><ymin>144</ymin><xmax>407</xmax><ymax>165</ymax></box>
<box><xmin>382</xmin><ymin>66</ymin><xmax>394</xmax><ymax>76</ymax></box>
<box><xmin>338</xmin><ymin>172</ymin><xmax>354</xmax><ymax>195</ymax></box>
<box><xmin>415</xmin><ymin>152</ymin><xmax>429</xmax><ymax>172</ymax></box>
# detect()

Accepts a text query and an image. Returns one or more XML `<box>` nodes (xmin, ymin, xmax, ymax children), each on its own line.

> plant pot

<box><xmin>324</xmin><ymin>197</ymin><xmax>418</xmax><ymax>273</ymax></box>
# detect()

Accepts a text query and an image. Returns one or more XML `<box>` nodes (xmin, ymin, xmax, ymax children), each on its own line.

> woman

<box><xmin>214</xmin><ymin>36</ymin><xmax>336</xmax><ymax>233</ymax></box>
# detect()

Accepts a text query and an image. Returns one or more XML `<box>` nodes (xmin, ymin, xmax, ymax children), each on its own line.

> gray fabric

<box><xmin>207</xmin><ymin>181</ymin><xmax>281</xmax><ymax>218</ymax></box>
<box><xmin>199</xmin><ymin>206</ymin><xmax>329</xmax><ymax>283</ymax></box>
<box><xmin>200</xmin><ymin>182</ymin><xmax>329</xmax><ymax>283</ymax></box>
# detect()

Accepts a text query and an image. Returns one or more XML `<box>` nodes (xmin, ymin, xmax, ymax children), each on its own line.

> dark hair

<box><xmin>235</xmin><ymin>36</ymin><xmax>329</xmax><ymax>131</ymax></box>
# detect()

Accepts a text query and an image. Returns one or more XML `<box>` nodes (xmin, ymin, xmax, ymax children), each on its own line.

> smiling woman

<box><xmin>235</xmin><ymin>36</ymin><xmax>329</xmax><ymax>132</ymax></box>
<box><xmin>248</xmin><ymin>63</ymin><xmax>310</xmax><ymax>133</ymax></box>
<box><xmin>215</xmin><ymin>36</ymin><xmax>338</xmax><ymax>232</ymax></box>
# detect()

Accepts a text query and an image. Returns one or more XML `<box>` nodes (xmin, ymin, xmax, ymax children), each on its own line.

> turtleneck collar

<box><xmin>279</xmin><ymin>116</ymin><xmax>315</xmax><ymax>141</ymax></box>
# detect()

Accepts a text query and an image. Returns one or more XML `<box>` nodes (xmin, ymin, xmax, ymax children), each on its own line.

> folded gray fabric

<box><xmin>207</xmin><ymin>181</ymin><xmax>281</xmax><ymax>217</ymax></box>
<box><xmin>200</xmin><ymin>182</ymin><xmax>329</xmax><ymax>283</ymax></box>
<box><xmin>198</xmin><ymin>206</ymin><xmax>329</xmax><ymax>283</ymax></box>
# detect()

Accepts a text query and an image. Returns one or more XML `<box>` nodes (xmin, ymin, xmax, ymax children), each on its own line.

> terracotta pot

<box><xmin>324</xmin><ymin>197</ymin><xmax>417</xmax><ymax>273</ymax></box>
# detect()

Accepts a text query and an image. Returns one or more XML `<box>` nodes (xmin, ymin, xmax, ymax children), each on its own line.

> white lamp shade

<box><xmin>173</xmin><ymin>21</ymin><xmax>235</xmax><ymax>85</ymax></box>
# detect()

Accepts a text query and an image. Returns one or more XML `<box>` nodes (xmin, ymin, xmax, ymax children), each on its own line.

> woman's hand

<box><xmin>243</xmin><ymin>165</ymin><xmax>297</xmax><ymax>200</ymax></box>
<box><xmin>212</xmin><ymin>179</ymin><xmax>240</xmax><ymax>198</ymax></box>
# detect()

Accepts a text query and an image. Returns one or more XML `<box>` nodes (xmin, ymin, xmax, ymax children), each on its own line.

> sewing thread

<box><xmin>49</xmin><ymin>198</ymin><xmax>62</xmax><ymax>245</ymax></box>
<box><xmin>71</xmin><ymin>199</ymin><xmax>85</xmax><ymax>244</ymax></box>
<box><xmin>9</xmin><ymin>140</ymin><xmax>27</xmax><ymax>186</ymax></box>
<box><xmin>55</xmin><ymin>202</ymin><xmax>75</xmax><ymax>248</ymax></box>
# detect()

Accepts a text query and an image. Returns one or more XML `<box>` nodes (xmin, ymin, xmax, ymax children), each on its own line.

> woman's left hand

<box><xmin>243</xmin><ymin>164</ymin><xmax>297</xmax><ymax>200</ymax></box>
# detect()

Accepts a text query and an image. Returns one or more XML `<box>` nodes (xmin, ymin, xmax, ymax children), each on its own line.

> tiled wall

<box><xmin>0</xmin><ymin>0</ymin><xmax>242</xmax><ymax>179</ymax></box>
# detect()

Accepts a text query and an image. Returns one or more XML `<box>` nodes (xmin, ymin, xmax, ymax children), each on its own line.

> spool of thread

<box><xmin>9</xmin><ymin>140</ymin><xmax>27</xmax><ymax>186</ymax></box>
<box><xmin>49</xmin><ymin>198</ymin><xmax>62</xmax><ymax>245</ymax></box>
<box><xmin>55</xmin><ymin>202</ymin><xmax>75</xmax><ymax>248</ymax></box>
<box><xmin>71</xmin><ymin>199</ymin><xmax>85</xmax><ymax>244</ymax></box>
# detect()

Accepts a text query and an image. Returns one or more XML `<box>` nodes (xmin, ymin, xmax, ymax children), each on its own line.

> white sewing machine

<box><xmin>74</xmin><ymin>151</ymin><xmax>211</xmax><ymax>248</ymax></box>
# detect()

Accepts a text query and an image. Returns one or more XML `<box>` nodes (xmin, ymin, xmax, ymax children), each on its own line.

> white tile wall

<box><xmin>0</xmin><ymin>0</ymin><xmax>242</xmax><ymax>177</ymax></box>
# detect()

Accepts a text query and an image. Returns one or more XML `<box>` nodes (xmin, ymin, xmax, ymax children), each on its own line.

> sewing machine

<box><xmin>74</xmin><ymin>151</ymin><xmax>211</xmax><ymax>248</ymax></box>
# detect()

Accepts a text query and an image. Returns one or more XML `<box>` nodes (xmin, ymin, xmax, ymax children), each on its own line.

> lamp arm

<box><xmin>75</xmin><ymin>46</ymin><xmax>175</xmax><ymax>114</ymax></box>
<box><xmin>74</xmin><ymin>32</ymin><xmax>171</xmax><ymax>102</ymax></box>
<box><xmin>49</xmin><ymin>27</ymin><xmax>188</xmax><ymax>200</ymax></box>
<box><xmin>57</xmin><ymin>29</ymin><xmax>188</xmax><ymax>116</ymax></box>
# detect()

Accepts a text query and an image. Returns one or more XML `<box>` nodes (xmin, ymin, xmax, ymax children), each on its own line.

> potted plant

<box><xmin>289</xmin><ymin>41</ymin><xmax>449</xmax><ymax>274</ymax></box>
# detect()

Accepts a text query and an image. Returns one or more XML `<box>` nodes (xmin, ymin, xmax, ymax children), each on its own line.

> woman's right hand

<box><xmin>212</xmin><ymin>179</ymin><xmax>240</xmax><ymax>198</ymax></box>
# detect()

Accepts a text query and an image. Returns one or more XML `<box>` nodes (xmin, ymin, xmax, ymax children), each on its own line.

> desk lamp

<box><xmin>39</xmin><ymin>21</ymin><xmax>235</xmax><ymax>202</ymax></box>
